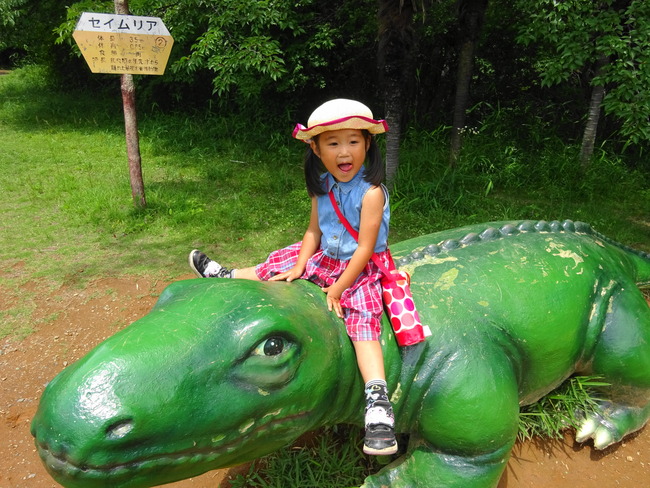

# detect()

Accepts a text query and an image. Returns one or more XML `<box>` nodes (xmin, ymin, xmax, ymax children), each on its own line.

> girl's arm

<box><xmin>269</xmin><ymin>197</ymin><xmax>321</xmax><ymax>282</ymax></box>
<box><xmin>324</xmin><ymin>186</ymin><xmax>384</xmax><ymax>317</ymax></box>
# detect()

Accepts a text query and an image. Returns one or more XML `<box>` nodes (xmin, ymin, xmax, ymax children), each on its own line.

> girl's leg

<box><xmin>352</xmin><ymin>340</ymin><xmax>386</xmax><ymax>383</ymax></box>
<box><xmin>190</xmin><ymin>243</ymin><xmax>302</xmax><ymax>280</ymax></box>
<box><xmin>231</xmin><ymin>267</ymin><xmax>260</xmax><ymax>280</ymax></box>
<box><xmin>353</xmin><ymin>340</ymin><xmax>398</xmax><ymax>456</ymax></box>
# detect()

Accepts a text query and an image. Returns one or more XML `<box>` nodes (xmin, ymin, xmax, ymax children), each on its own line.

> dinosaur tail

<box><xmin>633</xmin><ymin>255</ymin><xmax>650</xmax><ymax>288</ymax></box>
<box><xmin>586</xmin><ymin>223</ymin><xmax>650</xmax><ymax>287</ymax></box>
<box><xmin>619</xmin><ymin>246</ymin><xmax>650</xmax><ymax>288</ymax></box>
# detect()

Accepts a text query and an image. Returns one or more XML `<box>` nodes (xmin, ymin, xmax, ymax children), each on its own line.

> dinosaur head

<box><xmin>31</xmin><ymin>279</ymin><xmax>360</xmax><ymax>488</ymax></box>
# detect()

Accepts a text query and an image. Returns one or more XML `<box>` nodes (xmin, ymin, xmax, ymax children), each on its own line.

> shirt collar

<box><xmin>327</xmin><ymin>167</ymin><xmax>366</xmax><ymax>195</ymax></box>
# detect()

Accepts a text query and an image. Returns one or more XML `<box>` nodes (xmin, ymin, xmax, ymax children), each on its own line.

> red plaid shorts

<box><xmin>255</xmin><ymin>242</ymin><xmax>391</xmax><ymax>341</ymax></box>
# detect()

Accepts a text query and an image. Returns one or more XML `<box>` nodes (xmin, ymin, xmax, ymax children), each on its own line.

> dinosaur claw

<box><xmin>575</xmin><ymin>417</ymin><xmax>597</xmax><ymax>443</ymax></box>
<box><xmin>574</xmin><ymin>401</ymin><xmax>649</xmax><ymax>450</ymax></box>
<box><xmin>594</xmin><ymin>428</ymin><xmax>615</xmax><ymax>450</ymax></box>
<box><xmin>575</xmin><ymin>414</ymin><xmax>615</xmax><ymax>448</ymax></box>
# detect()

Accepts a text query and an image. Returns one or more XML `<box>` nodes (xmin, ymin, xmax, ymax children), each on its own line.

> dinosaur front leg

<box><xmin>363</xmin><ymin>349</ymin><xmax>520</xmax><ymax>488</ymax></box>
<box><xmin>576</xmin><ymin>285</ymin><xmax>650</xmax><ymax>449</ymax></box>
<box><xmin>361</xmin><ymin>438</ymin><xmax>513</xmax><ymax>488</ymax></box>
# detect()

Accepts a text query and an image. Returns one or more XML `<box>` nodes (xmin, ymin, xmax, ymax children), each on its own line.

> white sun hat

<box><xmin>292</xmin><ymin>98</ymin><xmax>389</xmax><ymax>141</ymax></box>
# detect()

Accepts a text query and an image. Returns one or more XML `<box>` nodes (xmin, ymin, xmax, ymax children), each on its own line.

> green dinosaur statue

<box><xmin>31</xmin><ymin>220</ymin><xmax>650</xmax><ymax>488</ymax></box>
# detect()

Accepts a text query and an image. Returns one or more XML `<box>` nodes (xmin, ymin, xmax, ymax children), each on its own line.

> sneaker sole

<box><xmin>363</xmin><ymin>443</ymin><xmax>398</xmax><ymax>456</ymax></box>
<box><xmin>188</xmin><ymin>250</ymin><xmax>204</xmax><ymax>278</ymax></box>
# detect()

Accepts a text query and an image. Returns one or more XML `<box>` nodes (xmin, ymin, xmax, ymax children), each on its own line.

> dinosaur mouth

<box><xmin>35</xmin><ymin>411</ymin><xmax>311</xmax><ymax>486</ymax></box>
<box><xmin>36</xmin><ymin>442</ymin><xmax>216</xmax><ymax>483</ymax></box>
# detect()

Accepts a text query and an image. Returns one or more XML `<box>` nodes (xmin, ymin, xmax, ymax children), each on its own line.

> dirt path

<box><xmin>1</xmin><ymin>275</ymin><xmax>648</xmax><ymax>487</ymax></box>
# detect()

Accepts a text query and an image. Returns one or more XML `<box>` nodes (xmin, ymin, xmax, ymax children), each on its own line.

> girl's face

<box><xmin>310</xmin><ymin>129</ymin><xmax>370</xmax><ymax>183</ymax></box>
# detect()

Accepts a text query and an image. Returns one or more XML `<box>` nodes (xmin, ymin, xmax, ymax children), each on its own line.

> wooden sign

<box><xmin>73</xmin><ymin>12</ymin><xmax>174</xmax><ymax>75</ymax></box>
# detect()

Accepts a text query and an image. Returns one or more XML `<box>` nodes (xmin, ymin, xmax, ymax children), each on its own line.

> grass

<box><xmin>391</xmin><ymin>114</ymin><xmax>650</xmax><ymax>246</ymax></box>
<box><xmin>229</xmin><ymin>427</ymin><xmax>382</xmax><ymax>488</ymax></box>
<box><xmin>518</xmin><ymin>376</ymin><xmax>609</xmax><ymax>442</ymax></box>
<box><xmin>1</xmin><ymin>66</ymin><xmax>649</xmax><ymax>485</ymax></box>
<box><xmin>0</xmin><ymin>66</ymin><xmax>310</xmax><ymax>288</ymax></box>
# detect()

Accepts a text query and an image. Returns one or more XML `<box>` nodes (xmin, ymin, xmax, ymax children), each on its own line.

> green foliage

<box><xmin>49</xmin><ymin>0</ymin><xmax>379</xmax><ymax>108</ymax></box>
<box><xmin>0</xmin><ymin>0</ymin><xmax>70</xmax><ymax>67</ymax></box>
<box><xmin>390</xmin><ymin>101</ymin><xmax>649</xmax><ymax>244</ymax></box>
<box><xmin>168</xmin><ymin>0</ymin><xmax>308</xmax><ymax>96</ymax></box>
<box><xmin>4</xmin><ymin>0</ymin><xmax>650</xmax><ymax>158</ymax></box>
<box><xmin>597</xmin><ymin>0</ymin><xmax>650</xmax><ymax>147</ymax></box>
<box><xmin>161</xmin><ymin>0</ymin><xmax>379</xmax><ymax>102</ymax></box>
<box><xmin>458</xmin><ymin>101</ymin><xmax>650</xmax><ymax>200</ymax></box>
<box><xmin>0</xmin><ymin>0</ymin><xmax>28</xmax><ymax>28</ymax></box>
<box><xmin>53</xmin><ymin>0</ymin><xmax>114</xmax><ymax>49</ymax></box>
<box><xmin>516</xmin><ymin>0</ymin><xmax>650</xmax><ymax>145</ymax></box>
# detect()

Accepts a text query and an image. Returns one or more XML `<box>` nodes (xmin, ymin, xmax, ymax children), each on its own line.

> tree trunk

<box><xmin>115</xmin><ymin>0</ymin><xmax>146</xmax><ymax>208</ymax></box>
<box><xmin>121</xmin><ymin>73</ymin><xmax>146</xmax><ymax>208</ymax></box>
<box><xmin>449</xmin><ymin>39</ymin><xmax>476</xmax><ymax>166</ymax></box>
<box><xmin>377</xmin><ymin>0</ymin><xmax>415</xmax><ymax>190</ymax></box>
<box><xmin>384</xmin><ymin>98</ymin><xmax>402</xmax><ymax>190</ymax></box>
<box><xmin>449</xmin><ymin>0</ymin><xmax>489</xmax><ymax>167</ymax></box>
<box><xmin>580</xmin><ymin>55</ymin><xmax>610</xmax><ymax>170</ymax></box>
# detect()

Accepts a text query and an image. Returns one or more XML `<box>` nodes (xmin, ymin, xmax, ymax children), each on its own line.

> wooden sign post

<box><xmin>73</xmin><ymin>3</ymin><xmax>174</xmax><ymax>208</ymax></box>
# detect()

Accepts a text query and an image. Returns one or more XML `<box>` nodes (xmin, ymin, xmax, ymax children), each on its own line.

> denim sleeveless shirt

<box><xmin>317</xmin><ymin>168</ymin><xmax>390</xmax><ymax>261</ymax></box>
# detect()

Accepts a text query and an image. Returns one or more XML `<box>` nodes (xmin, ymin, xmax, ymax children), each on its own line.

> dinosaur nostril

<box><xmin>106</xmin><ymin>419</ymin><xmax>134</xmax><ymax>439</ymax></box>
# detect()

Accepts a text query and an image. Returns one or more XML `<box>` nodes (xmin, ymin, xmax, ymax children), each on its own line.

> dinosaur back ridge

<box><xmin>394</xmin><ymin>219</ymin><xmax>650</xmax><ymax>268</ymax></box>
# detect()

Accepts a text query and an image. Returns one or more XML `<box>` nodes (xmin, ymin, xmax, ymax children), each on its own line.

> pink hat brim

<box><xmin>292</xmin><ymin>115</ymin><xmax>389</xmax><ymax>141</ymax></box>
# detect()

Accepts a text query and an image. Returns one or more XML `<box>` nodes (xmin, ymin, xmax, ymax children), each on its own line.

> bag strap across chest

<box><xmin>327</xmin><ymin>189</ymin><xmax>397</xmax><ymax>281</ymax></box>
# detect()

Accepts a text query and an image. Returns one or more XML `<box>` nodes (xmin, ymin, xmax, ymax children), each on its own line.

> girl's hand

<box><xmin>269</xmin><ymin>267</ymin><xmax>303</xmax><ymax>282</ymax></box>
<box><xmin>322</xmin><ymin>285</ymin><xmax>344</xmax><ymax>318</ymax></box>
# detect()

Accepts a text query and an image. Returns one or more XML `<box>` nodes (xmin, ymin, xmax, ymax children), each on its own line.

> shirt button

<box><xmin>333</xmin><ymin>235</ymin><xmax>338</xmax><ymax>240</ymax></box>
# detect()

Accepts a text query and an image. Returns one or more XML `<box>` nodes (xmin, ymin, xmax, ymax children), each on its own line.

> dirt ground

<box><xmin>1</xmin><ymin>274</ymin><xmax>648</xmax><ymax>488</ymax></box>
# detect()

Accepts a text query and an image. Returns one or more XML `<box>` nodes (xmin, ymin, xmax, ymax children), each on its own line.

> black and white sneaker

<box><xmin>363</xmin><ymin>401</ymin><xmax>398</xmax><ymax>455</ymax></box>
<box><xmin>363</xmin><ymin>423</ymin><xmax>398</xmax><ymax>455</ymax></box>
<box><xmin>189</xmin><ymin>250</ymin><xmax>232</xmax><ymax>278</ymax></box>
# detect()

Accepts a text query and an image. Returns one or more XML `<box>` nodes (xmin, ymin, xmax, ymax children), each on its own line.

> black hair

<box><xmin>304</xmin><ymin>130</ymin><xmax>385</xmax><ymax>197</ymax></box>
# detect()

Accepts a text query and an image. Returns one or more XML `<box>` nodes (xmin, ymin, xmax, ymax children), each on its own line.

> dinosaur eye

<box><xmin>254</xmin><ymin>336</ymin><xmax>285</xmax><ymax>356</ymax></box>
<box><xmin>239</xmin><ymin>335</ymin><xmax>298</xmax><ymax>388</ymax></box>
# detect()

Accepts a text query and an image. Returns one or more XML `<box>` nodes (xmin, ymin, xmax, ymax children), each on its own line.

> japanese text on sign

<box><xmin>73</xmin><ymin>12</ymin><xmax>174</xmax><ymax>75</ymax></box>
<box><xmin>75</xmin><ymin>12</ymin><xmax>170</xmax><ymax>35</ymax></box>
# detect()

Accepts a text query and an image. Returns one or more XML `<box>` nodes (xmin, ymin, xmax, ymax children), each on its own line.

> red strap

<box><xmin>328</xmin><ymin>190</ymin><xmax>358</xmax><ymax>239</ymax></box>
<box><xmin>328</xmin><ymin>190</ymin><xmax>397</xmax><ymax>281</ymax></box>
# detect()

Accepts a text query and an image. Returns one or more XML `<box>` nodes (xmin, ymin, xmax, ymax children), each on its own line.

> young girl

<box><xmin>189</xmin><ymin>98</ymin><xmax>397</xmax><ymax>456</ymax></box>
